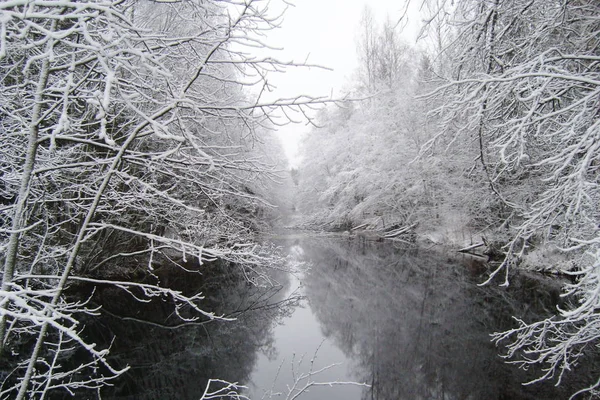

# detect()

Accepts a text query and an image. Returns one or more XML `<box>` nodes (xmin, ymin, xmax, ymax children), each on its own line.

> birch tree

<box><xmin>356</xmin><ymin>7</ymin><xmax>415</xmax><ymax>93</ymax></box>
<box><xmin>419</xmin><ymin>0</ymin><xmax>600</xmax><ymax>395</ymax></box>
<box><xmin>0</xmin><ymin>0</ymin><xmax>322</xmax><ymax>398</ymax></box>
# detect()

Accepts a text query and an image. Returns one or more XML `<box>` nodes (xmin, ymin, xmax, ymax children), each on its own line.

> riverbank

<box><xmin>279</xmin><ymin>211</ymin><xmax>574</xmax><ymax>281</ymax></box>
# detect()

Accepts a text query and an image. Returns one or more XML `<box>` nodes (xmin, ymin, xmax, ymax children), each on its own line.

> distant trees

<box><xmin>296</xmin><ymin>8</ymin><xmax>449</xmax><ymax>234</ymax></box>
<box><xmin>0</xmin><ymin>0</ymin><xmax>315</xmax><ymax>397</ymax></box>
<box><xmin>356</xmin><ymin>6</ymin><xmax>415</xmax><ymax>92</ymax></box>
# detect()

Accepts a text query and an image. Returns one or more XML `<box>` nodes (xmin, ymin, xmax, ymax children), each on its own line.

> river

<box><xmin>74</xmin><ymin>233</ymin><xmax>595</xmax><ymax>399</ymax></box>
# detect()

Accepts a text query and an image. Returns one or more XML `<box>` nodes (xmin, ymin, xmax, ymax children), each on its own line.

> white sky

<box><xmin>260</xmin><ymin>0</ymin><xmax>421</xmax><ymax>167</ymax></box>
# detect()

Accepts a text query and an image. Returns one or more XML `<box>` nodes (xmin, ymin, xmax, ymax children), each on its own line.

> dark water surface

<box><xmin>77</xmin><ymin>234</ymin><xmax>595</xmax><ymax>399</ymax></box>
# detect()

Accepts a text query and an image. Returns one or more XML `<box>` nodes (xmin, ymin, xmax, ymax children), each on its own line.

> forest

<box><xmin>0</xmin><ymin>0</ymin><xmax>598</xmax><ymax>399</ymax></box>
<box><xmin>296</xmin><ymin>0</ymin><xmax>599</xmax><ymax>398</ymax></box>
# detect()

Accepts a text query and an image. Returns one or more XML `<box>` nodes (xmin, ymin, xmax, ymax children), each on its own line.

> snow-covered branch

<box><xmin>0</xmin><ymin>0</ymin><xmax>327</xmax><ymax>397</ymax></box>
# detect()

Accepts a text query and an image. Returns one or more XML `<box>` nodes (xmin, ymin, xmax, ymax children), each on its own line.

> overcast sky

<box><xmin>260</xmin><ymin>0</ymin><xmax>420</xmax><ymax>167</ymax></box>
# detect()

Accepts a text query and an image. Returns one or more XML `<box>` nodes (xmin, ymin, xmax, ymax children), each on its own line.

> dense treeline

<box><xmin>0</xmin><ymin>0</ymin><xmax>304</xmax><ymax>398</ymax></box>
<box><xmin>296</xmin><ymin>1</ymin><xmax>599</xmax><ymax>397</ymax></box>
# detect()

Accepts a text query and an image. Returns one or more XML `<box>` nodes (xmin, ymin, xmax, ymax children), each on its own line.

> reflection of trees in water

<box><xmin>300</xmin><ymin>238</ymin><xmax>593</xmax><ymax>400</ymax></box>
<box><xmin>65</xmin><ymin>261</ymin><xmax>297</xmax><ymax>400</ymax></box>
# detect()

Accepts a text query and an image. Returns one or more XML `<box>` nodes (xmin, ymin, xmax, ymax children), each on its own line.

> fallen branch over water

<box><xmin>351</xmin><ymin>223</ymin><xmax>369</xmax><ymax>231</ymax></box>
<box><xmin>384</xmin><ymin>223</ymin><xmax>418</xmax><ymax>238</ymax></box>
<box><xmin>350</xmin><ymin>222</ymin><xmax>417</xmax><ymax>244</ymax></box>
<box><xmin>458</xmin><ymin>242</ymin><xmax>486</xmax><ymax>253</ymax></box>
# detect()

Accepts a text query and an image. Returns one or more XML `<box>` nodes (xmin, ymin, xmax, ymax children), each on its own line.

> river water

<box><xmin>75</xmin><ymin>233</ymin><xmax>595</xmax><ymax>399</ymax></box>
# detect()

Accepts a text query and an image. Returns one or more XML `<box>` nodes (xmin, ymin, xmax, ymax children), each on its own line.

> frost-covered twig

<box><xmin>257</xmin><ymin>341</ymin><xmax>370</xmax><ymax>400</ymax></box>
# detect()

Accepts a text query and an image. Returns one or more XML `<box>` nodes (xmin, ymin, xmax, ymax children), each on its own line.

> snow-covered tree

<box><xmin>356</xmin><ymin>6</ymin><xmax>416</xmax><ymax>93</ymax></box>
<box><xmin>296</xmin><ymin>14</ymin><xmax>460</xmax><ymax>235</ymax></box>
<box><xmin>419</xmin><ymin>0</ymin><xmax>600</xmax><ymax>395</ymax></box>
<box><xmin>0</xmin><ymin>0</ymin><xmax>322</xmax><ymax>397</ymax></box>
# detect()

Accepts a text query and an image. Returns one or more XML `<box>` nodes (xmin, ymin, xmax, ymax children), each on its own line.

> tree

<box><xmin>356</xmin><ymin>7</ymin><xmax>416</xmax><ymax>93</ymax></box>
<box><xmin>419</xmin><ymin>0</ymin><xmax>600</xmax><ymax>395</ymax></box>
<box><xmin>0</xmin><ymin>0</ymin><xmax>326</xmax><ymax>397</ymax></box>
<box><xmin>356</xmin><ymin>6</ymin><xmax>378</xmax><ymax>91</ymax></box>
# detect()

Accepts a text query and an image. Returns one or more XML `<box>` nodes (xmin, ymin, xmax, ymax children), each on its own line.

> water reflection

<box><xmin>298</xmin><ymin>237</ymin><xmax>593</xmax><ymax>400</ymax></box>
<box><xmin>72</xmin><ymin>261</ymin><xmax>298</xmax><ymax>400</ymax></box>
<box><xmin>244</xmin><ymin>241</ymin><xmax>364</xmax><ymax>400</ymax></box>
<box><xmin>57</xmin><ymin>236</ymin><xmax>597</xmax><ymax>399</ymax></box>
